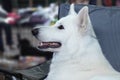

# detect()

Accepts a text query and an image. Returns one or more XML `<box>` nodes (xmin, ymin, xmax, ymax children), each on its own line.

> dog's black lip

<box><xmin>38</xmin><ymin>42</ymin><xmax>61</xmax><ymax>49</ymax></box>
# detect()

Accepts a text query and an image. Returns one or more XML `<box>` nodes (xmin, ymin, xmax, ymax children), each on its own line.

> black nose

<box><xmin>32</xmin><ymin>28</ymin><xmax>39</xmax><ymax>36</ymax></box>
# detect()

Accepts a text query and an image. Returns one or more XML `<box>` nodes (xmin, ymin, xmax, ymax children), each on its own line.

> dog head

<box><xmin>32</xmin><ymin>4</ymin><xmax>95</xmax><ymax>52</ymax></box>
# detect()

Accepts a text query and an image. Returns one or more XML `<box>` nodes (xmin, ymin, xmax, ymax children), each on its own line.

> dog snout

<box><xmin>32</xmin><ymin>28</ymin><xmax>39</xmax><ymax>36</ymax></box>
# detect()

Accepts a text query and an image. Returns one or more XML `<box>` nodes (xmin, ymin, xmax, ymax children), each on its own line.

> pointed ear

<box><xmin>78</xmin><ymin>6</ymin><xmax>89</xmax><ymax>30</ymax></box>
<box><xmin>68</xmin><ymin>4</ymin><xmax>77</xmax><ymax>15</ymax></box>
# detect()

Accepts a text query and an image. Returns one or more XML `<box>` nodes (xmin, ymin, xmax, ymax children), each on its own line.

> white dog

<box><xmin>32</xmin><ymin>4</ymin><xmax>120</xmax><ymax>80</ymax></box>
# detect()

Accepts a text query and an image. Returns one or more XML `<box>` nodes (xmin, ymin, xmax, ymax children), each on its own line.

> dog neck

<box><xmin>45</xmin><ymin>36</ymin><xmax>116</xmax><ymax>80</ymax></box>
<box><xmin>51</xmin><ymin>35</ymin><xmax>114</xmax><ymax>71</ymax></box>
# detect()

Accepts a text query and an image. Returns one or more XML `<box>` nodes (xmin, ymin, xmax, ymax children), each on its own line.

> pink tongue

<box><xmin>38</xmin><ymin>42</ymin><xmax>61</xmax><ymax>48</ymax></box>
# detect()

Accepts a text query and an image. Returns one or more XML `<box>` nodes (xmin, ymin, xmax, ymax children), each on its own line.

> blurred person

<box><xmin>68</xmin><ymin>0</ymin><xmax>101</xmax><ymax>5</ymax></box>
<box><xmin>115</xmin><ymin>0</ymin><xmax>120</xmax><ymax>6</ymax></box>
<box><xmin>89</xmin><ymin>0</ymin><xmax>97</xmax><ymax>5</ymax></box>
<box><xmin>96</xmin><ymin>0</ymin><xmax>102</xmax><ymax>6</ymax></box>
<box><xmin>69</xmin><ymin>0</ymin><xmax>89</xmax><ymax>4</ymax></box>
<box><xmin>102</xmin><ymin>0</ymin><xmax>116</xmax><ymax>6</ymax></box>
<box><xmin>116</xmin><ymin>0</ymin><xmax>120</xmax><ymax>6</ymax></box>
<box><xmin>75</xmin><ymin>0</ymin><xmax>89</xmax><ymax>4</ymax></box>
<box><xmin>0</xmin><ymin>22</ymin><xmax>13</xmax><ymax>55</ymax></box>
<box><xmin>0</xmin><ymin>0</ymin><xmax>18</xmax><ymax>56</ymax></box>
<box><xmin>102</xmin><ymin>0</ymin><xmax>112</xmax><ymax>6</ymax></box>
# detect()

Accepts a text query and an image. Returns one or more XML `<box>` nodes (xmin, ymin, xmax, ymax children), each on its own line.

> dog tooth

<box><xmin>40</xmin><ymin>42</ymin><xmax>43</xmax><ymax>46</ymax></box>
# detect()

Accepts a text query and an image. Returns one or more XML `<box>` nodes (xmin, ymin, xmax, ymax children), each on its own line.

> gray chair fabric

<box><xmin>59</xmin><ymin>4</ymin><xmax>120</xmax><ymax>72</ymax></box>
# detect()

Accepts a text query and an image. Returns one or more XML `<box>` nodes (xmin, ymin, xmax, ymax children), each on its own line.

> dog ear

<box><xmin>78</xmin><ymin>6</ymin><xmax>89</xmax><ymax>31</ymax></box>
<box><xmin>69</xmin><ymin>4</ymin><xmax>77</xmax><ymax>15</ymax></box>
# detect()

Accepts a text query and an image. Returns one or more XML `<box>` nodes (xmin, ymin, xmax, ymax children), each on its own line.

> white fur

<box><xmin>35</xmin><ymin>4</ymin><xmax>120</xmax><ymax>80</ymax></box>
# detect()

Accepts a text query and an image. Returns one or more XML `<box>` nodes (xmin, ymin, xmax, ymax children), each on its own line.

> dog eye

<box><xmin>58</xmin><ymin>25</ymin><xmax>64</xmax><ymax>30</ymax></box>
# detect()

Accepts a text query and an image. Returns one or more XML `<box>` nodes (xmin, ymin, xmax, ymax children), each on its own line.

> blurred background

<box><xmin>0</xmin><ymin>0</ymin><xmax>120</xmax><ymax>74</ymax></box>
<box><xmin>0</xmin><ymin>0</ymin><xmax>64</xmax><ymax>70</ymax></box>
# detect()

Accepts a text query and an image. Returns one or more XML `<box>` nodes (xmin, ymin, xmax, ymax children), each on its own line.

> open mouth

<box><xmin>38</xmin><ymin>42</ymin><xmax>61</xmax><ymax>49</ymax></box>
